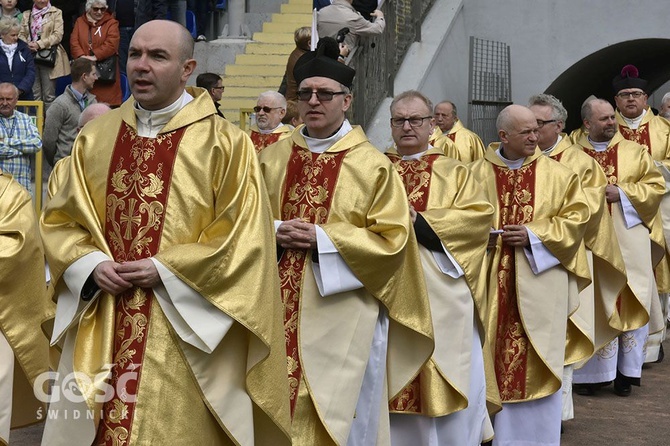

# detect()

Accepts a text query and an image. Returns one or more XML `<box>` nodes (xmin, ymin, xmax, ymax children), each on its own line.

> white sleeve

<box><xmin>431</xmin><ymin>242</ymin><xmax>465</xmax><ymax>278</ymax></box>
<box><xmin>150</xmin><ymin>259</ymin><xmax>234</xmax><ymax>354</ymax></box>
<box><xmin>312</xmin><ymin>225</ymin><xmax>364</xmax><ymax>297</ymax></box>
<box><xmin>617</xmin><ymin>188</ymin><xmax>644</xmax><ymax>229</ymax></box>
<box><xmin>52</xmin><ymin>251</ymin><xmax>111</xmax><ymax>344</ymax></box>
<box><xmin>523</xmin><ymin>229</ymin><xmax>561</xmax><ymax>274</ymax></box>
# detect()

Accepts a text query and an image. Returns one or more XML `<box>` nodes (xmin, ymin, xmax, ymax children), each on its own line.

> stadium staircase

<box><xmin>221</xmin><ymin>0</ymin><xmax>312</xmax><ymax>125</ymax></box>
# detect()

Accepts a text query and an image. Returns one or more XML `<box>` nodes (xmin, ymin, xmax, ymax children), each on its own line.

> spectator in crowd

<box><xmin>137</xmin><ymin>0</ymin><xmax>186</xmax><ymax>27</ymax></box>
<box><xmin>78</xmin><ymin>100</ymin><xmax>109</xmax><ymax>128</ymax></box>
<box><xmin>661</xmin><ymin>92</ymin><xmax>670</xmax><ymax>120</ymax></box>
<box><xmin>317</xmin><ymin>0</ymin><xmax>385</xmax><ymax>56</ymax></box>
<box><xmin>280</xmin><ymin>26</ymin><xmax>310</xmax><ymax>101</ymax></box>
<box><xmin>281</xmin><ymin>99</ymin><xmax>301</xmax><ymax>128</ymax></box>
<box><xmin>51</xmin><ymin>0</ymin><xmax>79</xmax><ymax>56</ymax></box>
<box><xmin>43</xmin><ymin>57</ymin><xmax>97</xmax><ymax>166</ymax></box>
<box><xmin>0</xmin><ymin>82</ymin><xmax>41</xmax><ymax>192</ymax></box>
<box><xmin>195</xmin><ymin>71</ymin><xmax>225</xmax><ymax>118</ymax></box>
<box><xmin>0</xmin><ymin>154</ymin><xmax>51</xmax><ymax>446</ymax></box>
<box><xmin>70</xmin><ymin>0</ymin><xmax>122</xmax><ymax>107</ymax></box>
<box><xmin>1</xmin><ymin>0</ymin><xmax>22</xmax><ymax>21</ymax></box>
<box><xmin>248</xmin><ymin>90</ymin><xmax>291</xmax><ymax>153</ymax></box>
<box><xmin>314</xmin><ymin>0</ymin><xmax>331</xmax><ymax>10</ymax></box>
<box><xmin>352</xmin><ymin>0</ymin><xmax>378</xmax><ymax>20</ymax></box>
<box><xmin>188</xmin><ymin>0</ymin><xmax>209</xmax><ymax>41</ymax></box>
<box><xmin>109</xmin><ymin>0</ymin><xmax>134</xmax><ymax>73</ymax></box>
<box><xmin>18</xmin><ymin>0</ymin><xmax>70</xmax><ymax>110</ymax></box>
<box><xmin>0</xmin><ymin>16</ymin><xmax>34</xmax><ymax>99</ymax></box>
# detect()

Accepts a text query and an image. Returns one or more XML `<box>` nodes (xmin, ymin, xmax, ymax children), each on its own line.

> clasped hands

<box><xmin>93</xmin><ymin>259</ymin><xmax>160</xmax><ymax>296</ymax></box>
<box><xmin>488</xmin><ymin>225</ymin><xmax>530</xmax><ymax>249</ymax></box>
<box><xmin>277</xmin><ymin>218</ymin><xmax>317</xmax><ymax>250</ymax></box>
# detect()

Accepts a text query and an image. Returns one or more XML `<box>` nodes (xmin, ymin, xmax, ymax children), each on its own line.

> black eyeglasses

<box><xmin>91</xmin><ymin>7</ymin><xmax>107</xmax><ymax>12</ymax></box>
<box><xmin>536</xmin><ymin>119</ymin><xmax>557</xmax><ymax>128</ymax></box>
<box><xmin>390</xmin><ymin>116</ymin><xmax>432</xmax><ymax>128</ymax></box>
<box><xmin>297</xmin><ymin>90</ymin><xmax>347</xmax><ymax>102</ymax></box>
<box><xmin>616</xmin><ymin>91</ymin><xmax>645</xmax><ymax>99</ymax></box>
<box><xmin>253</xmin><ymin>106</ymin><xmax>282</xmax><ymax>113</ymax></box>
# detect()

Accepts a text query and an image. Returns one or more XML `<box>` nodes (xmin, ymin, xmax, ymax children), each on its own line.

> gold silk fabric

<box><xmin>548</xmin><ymin>137</ymin><xmax>629</xmax><ymax>353</ymax></box>
<box><xmin>433</xmin><ymin>120</ymin><xmax>486</xmax><ymax>163</ymax></box>
<box><xmin>259</xmin><ymin>126</ymin><xmax>434</xmax><ymax>445</ymax></box>
<box><xmin>386</xmin><ymin>148</ymin><xmax>500</xmax><ymax>417</ymax></box>
<box><xmin>470</xmin><ymin>146</ymin><xmax>590</xmax><ymax>402</ymax></box>
<box><xmin>39</xmin><ymin>87</ymin><xmax>291</xmax><ymax>445</ymax></box>
<box><xmin>0</xmin><ymin>172</ymin><xmax>52</xmax><ymax>435</ymax></box>
<box><xmin>615</xmin><ymin>107</ymin><xmax>670</xmax><ymax>168</ymax></box>
<box><xmin>249</xmin><ymin>123</ymin><xmax>292</xmax><ymax>154</ymax></box>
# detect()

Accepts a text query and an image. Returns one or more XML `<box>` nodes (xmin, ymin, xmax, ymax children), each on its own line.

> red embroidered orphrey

<box><xmin>250</xmin><ymin>130</ymin><xmax>283</xmax><ymax>153</ymax></box>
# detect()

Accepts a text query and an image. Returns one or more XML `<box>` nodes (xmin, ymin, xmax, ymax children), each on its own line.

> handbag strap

<box><xmin>88</xmin><ymin>28</ymin><xmax>94</xmax><ymax>56</ymax></box>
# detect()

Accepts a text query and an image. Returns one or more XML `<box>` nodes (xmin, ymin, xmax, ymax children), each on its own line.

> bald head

<box><xmin>497</xmin><ymin>105</ymin><xmax>539</xmax><ymax>160</ymax></box>
<box><xmin>79</xmin><ymin>103</ymin><xmax>112</xmax><ymax>128</ymax></box>
<box><xmin>496</xmin><ymin>104</ymin><xmax>536</xmax><ymax>133</ymax></box>
<box><xmin>134</xmin><ymin>20</ymin><xmax>194</xmax><ymax>62</ymax></box>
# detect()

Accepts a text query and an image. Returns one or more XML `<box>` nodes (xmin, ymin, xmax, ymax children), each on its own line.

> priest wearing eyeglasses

<box><xmin>258</xmin><ymin>37</ymin><xmax>434</xmax><ymax>445</ymax></box>
<box><xmin>248</xmin><ymin>90</ymin><xmax>292</xmax><ymax>153</ymax></box>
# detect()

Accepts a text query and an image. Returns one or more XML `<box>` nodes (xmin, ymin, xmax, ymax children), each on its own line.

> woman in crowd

<box><xmin>18</xmin><ymin>0</ymin><xmax>69</xmax><ymax>109</ymax></box>
<box><xmin>70</xmin><ymin>0</ymin><xmax>121</xmax><ymax>106</ymax></box>
<box><xmin>0</xmin><ymin>16</ymin><xmax>34</xmax><ymax>99</ymax></box>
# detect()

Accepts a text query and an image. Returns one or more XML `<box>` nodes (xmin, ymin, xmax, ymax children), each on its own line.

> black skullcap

<box><xmin>293</xmin><ymin>37</ymin><xmax>356</xmax><ymax>88</ymax></box>
<box><xmin>612</xmin><ymin>64</ymin><xmax>648</xmax><ymax>93</ymax></box>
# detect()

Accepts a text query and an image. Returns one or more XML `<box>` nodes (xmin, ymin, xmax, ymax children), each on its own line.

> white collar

<box><xmin>400</xmin><ymin>147</ymin><xmax>430</xmax><ymax>160</ymax></box>
<box><xmin>588</xmin><ymin>137</ymin><xmax>610</xmax><ymax>152</ymax></box>
<box><xmin>496</xmin><ymin>146</ymin><xmax>525</xmax><ymax>169</ymax></box>
<box><xmin>621</xmin><ymin>108</ymin><xmax>646</xmax><ymax>130</ymax></box>
<box><xmin>541</xmin><ymin>134</ymin><xmax>562</xmax><ymax>155</ymax></box>
<box><xmin>134</xmin><ymin>91</ymin><xmax>194</xmax><ymax>138</ymax></box>
<box><xmin>258</xmin><ymin>122</ymin><xmax>284</xmax><ymax>134</ymax></box>
<box><xmin>302</xmin><ymin>120</ymin><xmax>353</xmax><ymax>153</ymax></box>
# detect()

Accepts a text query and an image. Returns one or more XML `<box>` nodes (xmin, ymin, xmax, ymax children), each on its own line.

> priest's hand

<box><xmin>605</xmin><ymin>184</ymin><xmax>621</xmax><ymax>203</ymax></box>
<box><xmin>501</xmin><ymin>225</ymin><xmax>530</xmax><ymax>247</ymax></box>
<box><xmin>409</xmin><ymin>206</ymin><xmax>417</xmax><ymax>223</ymax></box>
<box><xmin>277</xmin><ymin>219</ymin><xmax>317</xmax><ymax>249</ymax></box>
<box><xmin>116</xmin><ymin>259</ymin><xmax>162</xmax><ymax>288</ymax></box>
<box><xmin>93</xmin><ymin>261</ymin><xmax>133</xmax><ymax>296</ymax></box>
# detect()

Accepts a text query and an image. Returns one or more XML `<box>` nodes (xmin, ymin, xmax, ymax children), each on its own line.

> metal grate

<box><xmin>468</xmin><ymin>37</ymin><xmax>512</xmax><ymax>145</ymax></box>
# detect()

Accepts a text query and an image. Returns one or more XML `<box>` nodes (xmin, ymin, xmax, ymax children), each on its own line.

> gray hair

<box><xmin>258</xmin><ymin>90</ymin><xmax>287</xmax><ymax>109</ymax></box>
<box><xmin>390</xmin><ymin>90</ymin><xmax>433</xmax><ymax>115</ymax></box>
<box><xmin>435</xmin><ymin>100</ymin><xmax>457</xmax><ymax>117</ymax></box>
<box><xmin>662</xmin><ymin>92</ymin><xmax>670</xmax><ymax>106</ymax></box>
<box><xmin>0</xmin><ymin>82</ymin><xmax>19</xmax><ymax>98</ymax></box>
<box><xmin>85</xmin><ymin>0</ymin><xmax>108</xmax><ymax>11</ymax></box>
<box><xmin>0</xmin><ymin>17</ymin><xmax>20</xmax><ymax>37</ymax></box>
<box><xmin>528</xmin><ymin>93</ymin><xmax>568</xmax><ymax>122</ymax></box>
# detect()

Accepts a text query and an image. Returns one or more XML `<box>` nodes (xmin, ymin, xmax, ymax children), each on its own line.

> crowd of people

<box><xmin>0</xmin><ymin>5</ymin><xmax>669</xmax><ymax>446</ymax></box>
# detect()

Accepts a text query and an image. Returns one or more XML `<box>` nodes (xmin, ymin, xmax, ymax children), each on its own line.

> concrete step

<box><xmin>245</xmin><ymin>42</ymin><xmax>295</xmax><ymax>55</ymax></box>
<box><xmin>271</xmin><ymin>13</ymin><xmax>313</xmax><ymax>24</ymax></box>
<box><xmin>221</xmin><ymin>97</ymin><xmax>258</xmax><ymax>110</ymax></box>
<box><xmin>263</xmin><ymin>21</ymin><xmax>308</xmax><ymax>33</ymax></box>
<box><xmin>287</xmin><ymin>0</ymin><xmax>312</xmax><ymax>5</ymax></box>
<box><xmin>223</xmin><ymin>86</ymin><xmax>277</xmax><ymax>97</ymax></box>
<box><xmin>235</xmin><ymin>54</ymin><xmax>288</xmax><ymax>65</ymax></box>
<box><xmin>253</xmin><ymin>32</ymin><xmax>295</xmax><ymax>44</ymax></box>
<box><xmin>225</xmin><ymin>64</ymin><xmax>285</xmax><ymax>76</ymax></box>
<box><xmin>280</xmin><ymin>3</ymin><xmax>311</xmax><ymax>14</ymax></box>
<box><xmin>223</xmin><ymin>75</ymin><xmax>284</xmax><ymax>87</ymax></box>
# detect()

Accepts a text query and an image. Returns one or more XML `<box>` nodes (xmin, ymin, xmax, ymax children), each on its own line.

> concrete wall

<box><xmin>368</xmin><ymin>0</ymin><xmax>670</xmax><ymax>149</ymax></box>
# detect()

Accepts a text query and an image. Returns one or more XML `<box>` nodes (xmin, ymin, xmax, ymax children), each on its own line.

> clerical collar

<box><xmin>496</xmin><ymin>146</ymin><xmax>525</xmax><ymax>169</ymax></box>
<box><xmin>302</xmin><ymin>120</ymin><xmax>353</xmax><ymax>153</ymax></box>
<box><xmin>541</xmin><ymin>134</ymin><xmax>563</xmax><ymax>155</ymax></box>
<box><xmin>621</xmin><ymin>108</ymin><xmax>646</xmax><ymax>130</ymax></box>
<box><xmin>134</xmin><ymin>91</ymin><xmax>194</xmax><ymax>138</ymax></box>
<box><xmin>258</xmin><ymin>123</ymin><xmax>284</xmax><ymax>134</ymax></box>
<box><xmin>401</xmin><ymin>147</ymin><xmax>430</xmax><ymax>160</ymax></box>
<box><xmin>587</xmin><ymin>137</ymin><xmax>610</xmax><ymax>152</ymax></box>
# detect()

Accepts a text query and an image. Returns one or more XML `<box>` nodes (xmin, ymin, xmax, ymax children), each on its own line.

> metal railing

<box><xmin>349</xmin><ymin>0</ymin><xmax>436</xmax><ymax>129</ymax></box>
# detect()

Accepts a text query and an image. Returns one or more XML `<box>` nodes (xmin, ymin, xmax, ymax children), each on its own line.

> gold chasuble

<box><xmin>259</xmin><ymin>126</ymin><xmax>434</xmax><ymax>445</ymax></box>
<box><xmin>40</xmin><ymin>88</ymin><xmax>291</xmax><ymax>445</ymax></box>
<box><xmin>0</xmin><ymin>172</ymin><xmax>52</xmax><ymax>446</ymax></box>
<box><xmin>470</xmin><ymin>146</ymin><xmax>590</xmax><ymax>403</ymax></box>
<box><xmin>615</xmin><ymin>107</ymin><xmax>670</xmax><ymax>167</ymax></box>
<box><xmin>249</xmin><ymin>123</ymin><xmax>292</xmax><ymax>154</ymax></box>
<box><xmin>576</xmin><ymin>133</ymin><xmax>666</xmax><ymax>330</ymax></box>
<box><xmin>433</xmin><ymin>120</ymin><xmax>486</xmax><ymax>163</ymax></box>
<box><xmin>386</xmin><ymin>148</ymin><xmax>500</xmax><ymax>418</ymax></box>
<box><xmin>548</xmin><ymin>136</ymin><xmax>630</xmax><ymax>353</ymax></box>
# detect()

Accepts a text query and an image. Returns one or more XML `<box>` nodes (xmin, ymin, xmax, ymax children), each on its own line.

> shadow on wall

<box><xmin>545</xmin><ymin>38</ymin><xmax>670</xmax><ymax>133</ymax></box>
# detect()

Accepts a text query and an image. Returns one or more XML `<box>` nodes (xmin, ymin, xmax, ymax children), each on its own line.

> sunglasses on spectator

<box><xmin>253</xmin><ymin>106</ymin><xmax>282</xmax><ymax>113</ymax></box>
<box><xmin>91</xmin><ymin>7</ymin><xmax>107</xmax><ymax>12</ymax></box>
<box><xmin>297</xmin><ymin>90</ymin><xmax>347</xmax><ymax>102</ymax></box>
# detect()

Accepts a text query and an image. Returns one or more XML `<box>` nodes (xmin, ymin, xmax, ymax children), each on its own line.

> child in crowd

<box><xmin>0</xmin><ymin>0</ymin><xmax>21</xmax><ymax>21</ymax></box>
